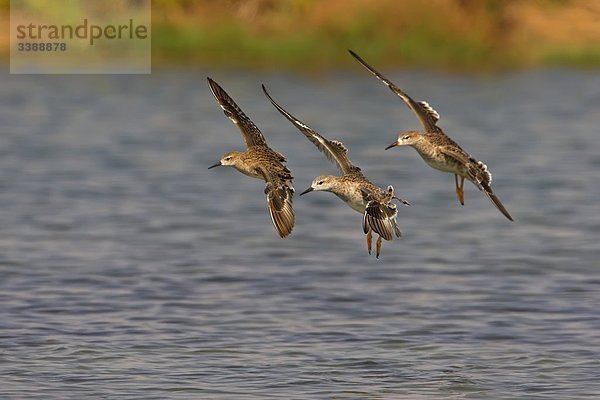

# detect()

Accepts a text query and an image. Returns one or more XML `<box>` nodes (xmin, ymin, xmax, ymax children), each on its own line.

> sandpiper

<box><xmin>207</xmin><ymin>77</ymin><xmax>295</xmax><ymax>238</ymax></box>
<box><xmin>262</xmin><ymin>84</ymin><xmax>409</xmax><ymax>258</ymax></box>
<box><xmin>349</xmin><ymin>50</ymin><xmax>513</xmax><ymax>222</ymax></box>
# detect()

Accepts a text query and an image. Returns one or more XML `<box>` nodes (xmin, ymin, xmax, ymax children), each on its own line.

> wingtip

<box><xmin>261</xmin><ymin>83</ymin><xmax>270</xmax><ymax>98</ymax></box>
<box><xmin>485</xmin><ymin>189</ymin><xmax>514</xmax><ymax>222</ymax></box>
<box><xmin>499</xmin><ymin>208</ymin><xmax>514</xmax><ymax>222</ymax></box>
<box><xmin>261</xmin><ymin>85</ymin><xmax>280</xmax><ymax>111</ymax></box>
<box><xmin>502</xmin><ymin>208</ymin><xmax>515</xmax><ymax>222</ymax></box>
<box><xmin>496</xmin><ymin>200</ymin><xmax>514</xmax><ymax>222</ymax></box>
<box><xmin>348</xmin><ymin>49</ymin><xmax>375</xmax><ymax>74</ymax></box>
<box><xmin>206</xmin><ymin>77</ymin><xmax>220</xmax><ymax>96</ymax></box>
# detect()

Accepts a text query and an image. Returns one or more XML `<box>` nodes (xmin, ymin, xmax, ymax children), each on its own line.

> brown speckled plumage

<box><xmin>349</xmin><ymin>50</ymin><xmax>513</xmax><ymax>222</ymax></box>
<box><xmin>207</xmin><ymin>77</ymin><xmax>295</xmax><ymax>238</ymax></box>
<box><xmin>263</xmin><ymin>85</ymin><xmax>408</xmax><ymax>258</ymax></box>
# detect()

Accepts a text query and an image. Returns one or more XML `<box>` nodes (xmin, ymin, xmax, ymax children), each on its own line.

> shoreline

<box><xmin>2</xmin><ymin>0</ymin><xmax>600</xmax><ymax>71</ymax></box>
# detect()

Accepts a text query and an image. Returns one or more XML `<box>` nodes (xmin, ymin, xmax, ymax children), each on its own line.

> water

<box><xmin>0</xmin><ymin>69</ymin><xmax>599</xmax><ymax>399</ymax></box>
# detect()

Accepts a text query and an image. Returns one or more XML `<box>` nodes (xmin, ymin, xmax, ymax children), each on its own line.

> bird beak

<box><xmin>385</xmin><ymin>141</ymin><xmax>399</xmax><ymax>150</ymax></box>
<box><xmin>299</xmin><ymin>187</ymin><xmax>314</xmax><ymax>196</ymax></box>
<box><xmin>207</xmin><ymin>161</ymin><xmax>222</xmax><ymax>169</ymax></box>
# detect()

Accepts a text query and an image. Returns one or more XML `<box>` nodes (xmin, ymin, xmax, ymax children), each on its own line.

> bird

<box><xmin>207</xmin><ymin>77</ymin><xmax>295</xmax><ymax>238</ymax></box>
<box><xmin>262</xmin><ymin>84</ymin><xmax>409</xmax><ymax>258</ymax></box>
<box><xmin>348</xmin><ymin>50</ymin><xmax>513</xmax><ymax>222</ymax></box>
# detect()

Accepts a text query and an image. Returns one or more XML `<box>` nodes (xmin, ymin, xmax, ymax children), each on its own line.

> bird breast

<box><xmin>416</xmin><ymin>148</ymin><xmax>463</xmax><ymax>175</ymax></box>
<box><xmin>423</xmin><ymin>154</ymin><xmax>459</xmax><ymax>173</ymax></box>
<box><xmin>333</xmin><ymin>187</ymin><xmax>366</xmax><ymax>213</ymax></box>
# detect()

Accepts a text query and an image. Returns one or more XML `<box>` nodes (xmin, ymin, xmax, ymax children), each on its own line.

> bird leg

<box><xmin>366</xmin><ymin>229</ymin><xmax>372</xmax><ymax>255</ymax></box>
<box><xmin>376</xmin><ymin>236</ymin><xmax>383</xmax><ymax>259</ymax></box>
<box><xmin>455</xmin><ymin>174</ymin><xmax>465</xmax><ymax>206</ymax></box>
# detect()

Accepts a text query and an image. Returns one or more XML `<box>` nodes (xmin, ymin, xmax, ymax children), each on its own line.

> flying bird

<box><xmin>207</xmin><ymin>77</ymin><xmax>295</xmax><ymax>237</ymax></box>
<box><xmin>349</xmin><ymin>50</ymin><xmax>513</xmax><ymax>222</ymax></box>
<box><xmin>262</xmin><ymin>84</ymin><xmax>409</xmax><ymax>258</ymax></box>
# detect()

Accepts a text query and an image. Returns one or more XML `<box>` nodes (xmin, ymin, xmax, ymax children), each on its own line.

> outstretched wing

<box><xmin>262</xmin><ymin>84</ymin><xmax>358</xmax><ymax>174</ymax></box>
<box><xmin>482</xmin><ymin>186</ymin><xmax>514</xmax><ymax>222</ymax></box>
<box><xmin>207</xmin><ymin>77</ymin><xmax>267</xmax><ymax>147</ymax></box>
<box><xmin>362</xmin><ymin>199</ymin><xmax>401</xmax><ymax>241</ymax></box>
<box><xmin>257</xmin><ymin>167</ymin><xmax>295</xmax><ymax>238</ymax></box>
<box><xmin>439</xmin><ymin>147</ymin><xmax>513</xmax><ymax>221</ymax></box>
<box><xmin>348</xmin><ymin>50</ymin><xmax>441</xmax><ymax>134</ymax></box>
<box><xmin>466</xmin><ymin>157</ymin><xmax>513</xmax><ymax>222</ymax></box>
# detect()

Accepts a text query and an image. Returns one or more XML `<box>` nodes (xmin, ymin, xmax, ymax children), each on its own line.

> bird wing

<box><xmin>439</xmin><ymin>147</ymin><xmax>513</xmax><ymax>221</ymax></box>
<box><xmin>439</xmin><ymin>146</ymin><xmax>490</xmax><ymax>189</ymax></box>
<box><xmin>207</xmin><ymin>77</ymin><xmax>267</xmax><ymax>148</ymax></box>
<box><xmin>362</xmin><ymin>199</ymin><xmax>401</xmax><ymax>241</ymax></box>
<box><xmin>438</xmin><ymin>146</ymin><xmax>471</xmax><ymax>167</ymax></box>
<box><xmin>482</xmin><ymin>187</ymin><xmax>514</xmax><ymax>222</ymax></box>
<box><xmin>348</xmin><ymin>50</ymin><xmax>441</xmax><ymax>133</ymax></box>
<box><xmin>257</xmin><ymin>167</ymin><xmax>295</xmax><ymax>238</ymax></box>
<box><xmin>262</xmin><ymin>85</ymin><xmax>357</xmax><ymax>174</ymax></box>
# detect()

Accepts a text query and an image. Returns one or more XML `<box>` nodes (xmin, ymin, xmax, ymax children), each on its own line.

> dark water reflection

<box><xmin>0</xmin><ymin>69</ymin><xmax>598</xmax><ymax>398</ymax></box>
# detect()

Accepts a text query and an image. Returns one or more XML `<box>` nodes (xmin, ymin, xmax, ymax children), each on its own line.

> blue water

<box><xmin>0</xmin><ymin>69</ymin><xmax>599</xmax><ymax>398</ymax></box>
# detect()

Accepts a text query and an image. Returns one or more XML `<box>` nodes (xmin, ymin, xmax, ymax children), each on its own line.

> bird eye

<box><xmin>402</xmin><ymin>135</ymin><xmax>410</xmax><ymax>140</ymax></box>
<box><xmin>317</xmin><ymin>181</ymin><xmax>324</xmax><ymax>185</ymax></box>
<box><xmin>225</xmin><ymin>157</ymin><xmax>231</xmax><ymax>161</ymax></box>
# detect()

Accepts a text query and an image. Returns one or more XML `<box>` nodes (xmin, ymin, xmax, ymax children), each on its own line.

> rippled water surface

<box><xmin>0</xmin><ymin>69</ymin><xmax>599</xmax><ymax>399</ymax></box>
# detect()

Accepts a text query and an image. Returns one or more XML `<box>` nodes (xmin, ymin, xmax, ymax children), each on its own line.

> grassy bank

<box><xmin>151</xmin><ymin>16</ymin><xmax>501</xmax><ymax>71</ymax></box>
<box><xmin>149</xmin><ymin>0</ymin><xmax>600</xmax><ymax>71</ymax></box>
<box><xmin>3</xmin><ymin>0</ymin><xmax>600</xmax><ymax>71</ymax></box>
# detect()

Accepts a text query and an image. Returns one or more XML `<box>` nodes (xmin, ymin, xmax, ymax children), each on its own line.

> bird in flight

<box><xmin>263</xmin><ymin>84</ymin><xmax>409</xmax><ymax>258</ymax></box>
<box><xmin>207</xmin><ymin>77</ymin><xmax>295</xmax><ymax>237</ymax></box>
<box><xmin>349</xmin><ymin>50</ymin><xmax>513</xmax><ymax>222</ymax></box>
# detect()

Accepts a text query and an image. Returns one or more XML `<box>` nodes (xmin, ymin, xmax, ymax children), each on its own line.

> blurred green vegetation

<box><xmin>3</xmin><ymin>0</ymin><xmax>600</xmax><ymax>70</ymax></box>
<box><xmin>150</xmin><ymin>0</ymin><xmax>600</xmax><ymax>70</ymax></box>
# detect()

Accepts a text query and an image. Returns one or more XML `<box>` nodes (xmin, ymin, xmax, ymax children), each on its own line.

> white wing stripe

<box><xmin>419</xmin><ymin>101</ymin><xmax>440</xmax><ymax>121</ymax></box>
